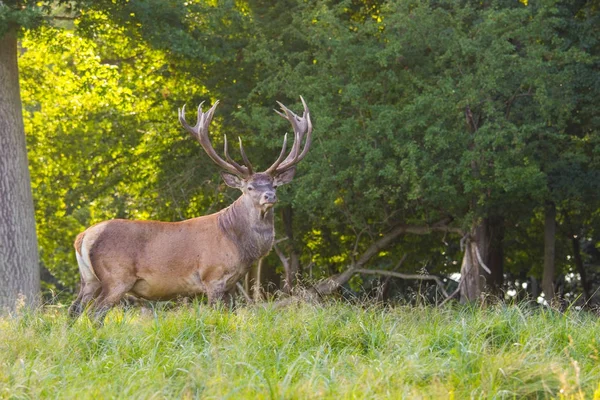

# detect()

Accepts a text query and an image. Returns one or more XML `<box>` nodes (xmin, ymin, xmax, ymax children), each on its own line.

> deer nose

<box><xmin>263</xmin><ymin>191</ymin><xmax>277</xmax><ymax>204</ymax></box>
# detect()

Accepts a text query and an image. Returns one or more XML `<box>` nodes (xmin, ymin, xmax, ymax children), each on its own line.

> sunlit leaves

<box><xmin>20</xmin><ymin>15</ymin><xmax>208</xmax><ymax>294</ymax></box>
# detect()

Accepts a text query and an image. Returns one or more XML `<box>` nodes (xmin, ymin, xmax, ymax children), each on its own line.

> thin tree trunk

<box><xmin>541</xmin><ymin>201</ymin><xmax>557</xmax><ymax>303</ymax></box>
<box><xmin>281</xmin><ymin>205</ymin><xmax>299</xmax><ymax>294</ymax></box>
<box><xmin>253</xmin><ymin>258</ymin><xmax>264</xmax><ymax>302</ymax></box>
<box><xmin>244</xmin><ymin>272</ymin><xmax>250</xmax><ymax>296</ymax></box>
<box><xmin>530</xmin><ymin>276</ymin><xmax>540</xmax><ymax>300</ymax></box>
<box><xmin>572</xmin><ymin>236</ymin><xmax>591</xmax><ymax>301</ymax></box>
<box><xmin>0</xmin><ymin>27</ymin><xmax>40</xmax><ymax>311</ymax></box>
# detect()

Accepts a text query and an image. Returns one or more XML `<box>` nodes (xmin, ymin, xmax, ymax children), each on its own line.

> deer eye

<box><xmin>247</xmin><ymin>186</ymin><xmax>254</xmax><ymax>191</ymax></box>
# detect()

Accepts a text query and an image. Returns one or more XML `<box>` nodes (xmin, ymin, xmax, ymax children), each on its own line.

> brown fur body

<box><xmin>68</xmin><ymin>192</ymin><xmax>275</xmax><ymax>321</ymax></box>
<box><xmin>69</xmin><ymin>98</ymin><xmax>311</xmax><ymax>324</ymax></box>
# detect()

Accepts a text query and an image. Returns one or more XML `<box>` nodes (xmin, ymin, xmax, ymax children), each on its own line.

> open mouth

<box><xmin>259</xmin><ymin>202</ymin><xmax>275</xmax><ymax>218</ymax></box>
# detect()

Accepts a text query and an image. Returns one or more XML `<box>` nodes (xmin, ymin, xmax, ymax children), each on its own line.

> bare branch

<box><xmin>439</xmin><ymin>283</ymin><xmax>462</xmax><ymax>307</ymax></box>
<box><xmin>274</xmin><ymin>237</ymin><xmax>289</xmax><ymax>245</ymax></box>
<box><xmin>236</xmin><ymin>282</ymin><xmax>252</xmax><ymax>303</ymax></box>
<box><xmin>505</xmin><ymin>87</ymin><xmax>534</xmax><ymax>119</ymax></box>
<box><xmin>273</xmin><ymin>242</ymin><xmax>289</xmax><ymax>270</ymax></box>
<box><xmin>310</xmin><ymin>219</ymin><xmax>462</xmax><ymax>297</ymax></box>
<box><xmin>355</xmin><ymin>219</ymin><xmax>462</xmax><ymax>267</ymax></box>
<box><xmin>48</xmin><ymin>15</ymin><xmax>80</xmax><ymax>21</ymax></box>
<box><xmin>352</xmin><ymin>227</ymin><xmax>368</xmax><ymax>261</ymax></box>
<box><xmin>392</xmin><ymin>254</ymin><xmax>408</xmax><ymax>270</ymax></box>
<box><xmin>355</xmin><ymin>268</ymin><xmax>449</xmax><ymax>298</ymax></box>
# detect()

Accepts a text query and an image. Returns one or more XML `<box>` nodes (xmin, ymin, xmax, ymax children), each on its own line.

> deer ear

<box><xmin>220</xmin><ymin>172</ymin><xmax>243</xmax><ymax>189</ymax></box>
<box><xmin>273</xmin><ymin>167</ymin><xmax>296</xmax><ymax>187</ymax></box>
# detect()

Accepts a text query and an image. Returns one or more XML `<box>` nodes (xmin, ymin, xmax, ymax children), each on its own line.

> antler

<box><xmin>179</xmin><ymin>101</ymin><xmax>252</xmax><ymax>177</ymax></box>
<box><xmin>264</xmin><ymin>96</ymin><xmax>313</xmax><ymax>175</ymax></box>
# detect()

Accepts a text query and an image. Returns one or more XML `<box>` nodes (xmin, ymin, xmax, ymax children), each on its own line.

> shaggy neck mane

<box><xmin>217</xmin><ymin>195</ymin><xmax>275</xmax><ymax>265</ymax></box>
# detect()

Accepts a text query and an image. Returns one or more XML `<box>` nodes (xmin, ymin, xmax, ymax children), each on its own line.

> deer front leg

<box><xmin>207</xmin><ymin>279</ymin><xmax>236</xmax><ymax>309</ymax></box>
<box><xmin>208</xmin><ymin>290</ymin><xmax>233</xmax><ymax>307</ymax></box>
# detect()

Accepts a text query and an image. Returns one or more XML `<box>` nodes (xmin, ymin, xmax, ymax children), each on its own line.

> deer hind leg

<box><xmin>91</xmin><ymin>281</ymin><xmax>136</xmax><ymax>326</ymax></box>
<box><xmin>69</xmin><ymin>250</ymin><xmax>102</xmax><ymax>319</ymax></box>
<box><xmin>69</xmin><ymin>280</ymin><xmax>102</xmax><ymax>319</ymax></box>
<box><xmin>72</xmin><ymin>279</ymin><xmax>102</xmax><ymax>318</ymax></box>
<box><xmin>68</xmin><ymin>279</ymin><xmax>85</xmax><ymax>318</ymax></box>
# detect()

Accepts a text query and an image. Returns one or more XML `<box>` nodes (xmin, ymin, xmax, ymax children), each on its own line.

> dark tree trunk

<box><xmin>0</xmin><ymin>28</ymin><xmax>40</xmax><ymax>311</ymax></box>
<box><xmin>281</xmin><ymin>205</ymin><xmax>300</xmax><ymax>294</ymax></box>
<box><xmin>461</xmin><ymin>106</ymin><xmax>485</xmax><ymax>303</ymax></box>
<box><xmin>476</xmin><ymin>216</ymin><xmax>504</xmax><ymax>295</ymax></box>
<box><xmin>541</xmin><ymin>201</ymin><xmax>557</xmax><ymax>304</ymax></box>
<box><xmin>572</xmin><ymin>237</ymin><xmax>591</xmax><ymax>301</ymax></box>
<box><xmin>530</xmin><ymin>276</ymin><xmax>540</xmax><ymax>301</ymax></box>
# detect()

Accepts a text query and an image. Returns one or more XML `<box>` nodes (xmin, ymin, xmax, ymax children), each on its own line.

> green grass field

<box><xmin>1</xmin><ymin>301</ymin><xmax>599</xmax><ymax>399</ymax></box>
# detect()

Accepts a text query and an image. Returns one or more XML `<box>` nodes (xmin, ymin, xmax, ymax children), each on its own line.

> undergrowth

<box><xmin>1</xmin><ymin>301</ymin><xmax>599</xmax><ymax>399</ymax></box>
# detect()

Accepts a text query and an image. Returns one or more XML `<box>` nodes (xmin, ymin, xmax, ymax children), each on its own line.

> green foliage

<box><xmin>1</xmin><ymin>303</ymin><xmax>600</xmax><ymax>398</ymax></box>
<box><xmin>14</xmin><ymin>0</ymin><xmax>600</xmax><ymax>298</ymax></box>
<box><xmin>217</xmin><ymin>0</ymin><xmax>600</xmax><ymax>281</ymax></box>
<box><xmin>0</xmin><ymin>1</ymin><xmax>43</xmax><ymax>36</ymax></box>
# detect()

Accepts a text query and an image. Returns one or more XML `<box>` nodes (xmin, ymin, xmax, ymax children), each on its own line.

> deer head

<box><xmin>178</xmin><ymin>97</ymin><xmax>312</xmax><ymax>213</ymax></box>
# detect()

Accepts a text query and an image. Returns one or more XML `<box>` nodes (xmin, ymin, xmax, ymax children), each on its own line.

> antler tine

<box><xmin>264</xmin><ymin>133</ymin><xmax>289</xmax><ymax>175</ymax></box>
<box><xmin>223</xmin><ymin>134</ymin><xmax>248</xmax><ymax>173</ymax></box>
<box><xmin>178</xmin><ymin>101</ymin><xmax>250</xmax><ymax>177</ymax></box>
<box><xmin>238</xmin><ymin>137</ymin><xmax>254</xmax><ymax>175</ymax></box>
<box><xmin>178</xmin><ymin>103</ymin><xmax>200</xmax><ymax>140</ymax></box>
<box><xmin>275</xmin><ymin>101</ymin><xmax>303</xmax><ymax>164</ymax></box>
<box><xmin>272</xmin><ymin>96</ymin><xmax>313</xmax><ymax>173</ymax></box>
<box><xmin>289</xmin><ymin>95</ymin><xmax>313</xmax><ymax>164</ymax></box>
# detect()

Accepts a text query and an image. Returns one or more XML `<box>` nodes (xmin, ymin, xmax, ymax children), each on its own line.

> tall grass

<box><xmin>1</xmin><ymin>301</ymin><xmax>599</xmax><ymax>399</ymax></box>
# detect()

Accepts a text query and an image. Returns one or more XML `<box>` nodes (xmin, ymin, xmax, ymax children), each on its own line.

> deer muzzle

<box><xmin>261</xmin><ymin>191</ymin><xmax>277</xmax><ymax>207</ymax></box>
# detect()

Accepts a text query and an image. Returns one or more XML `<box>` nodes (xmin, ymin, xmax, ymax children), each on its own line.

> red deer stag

<box><xmin>69</xmin><ymin>97</ymin><xmax>312</xmax><ymax>322</ymax></box>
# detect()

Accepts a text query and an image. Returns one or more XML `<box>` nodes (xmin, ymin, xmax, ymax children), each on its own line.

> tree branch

<box><xmin>439</xmin><ymin>283</ymin><xmax>462</xmax><ymax>307</ymax></box>
<box><xmin>355</xmin><ymin>268</ymin><xmax>449</xmax><ymax>298</ymax></box>
<box><xmin>311</xmin><ymin>218</ymin><xmax>462</xmax><ymax>296</ymax></box>
<box><xmin>48</xmin><ymin>15</ymin><xmax>80</xmax><ymax>21</ymax></box>
<box><xmin>273</xmin><ymin>242</ymin><xmax>289</xmax><ymax>270</ymax></box>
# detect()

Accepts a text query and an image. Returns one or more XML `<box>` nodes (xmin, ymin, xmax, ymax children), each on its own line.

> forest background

<box><xmin>1</xmin><ymin>0</ymin><xmax>599</xmax><ymax>309</ymax></box>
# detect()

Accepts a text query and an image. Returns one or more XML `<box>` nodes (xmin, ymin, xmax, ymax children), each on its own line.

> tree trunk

<box><xmin>461</xmin><ymin>107</ymin><xmax>483</xmax><ymax>303</ymax></box>
<box><xmin>530</xmin><ymin>276</ymin><xmax>540</xmax><ymax>301</ymax></box>
<box><xmin>281</xmin><ymin>205</ymin><xmax>300</xmax><ymax>294</ymax></box>
<box><xmin>459</xmin><ymin>234</ymin><xmax>481</xmax><ymax>303</ymax></box>
<box><xmin>571</xmin><ymin>236</ymin><xmax>591</xmax><ymax>302</ymax></box>
<box><xmin>476</xmin><ymin>216</ymin><xmax>504</xmax><ymax>295</ymax></box>
<box><xmin>0</xmin><ymin>28</ymin><xmax>40</xmax><ymax>311</ymax></box>
<box><xmin>541</xmin><ymin>201</ymin><xmax>557</xmax><ymax>304</ymax></box>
